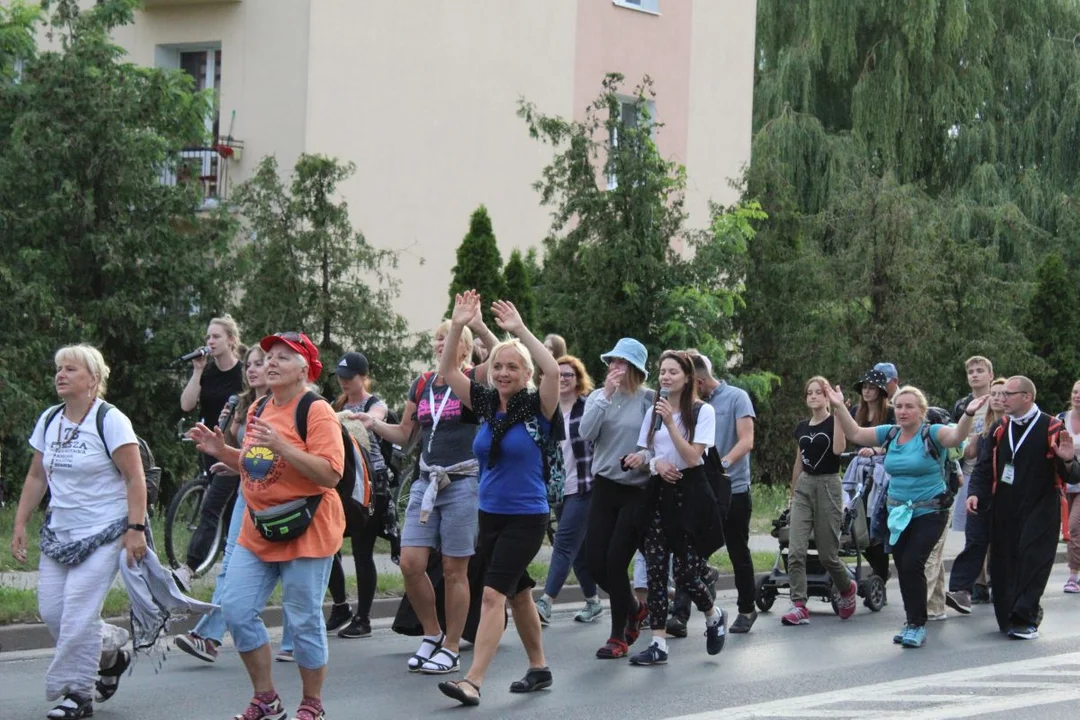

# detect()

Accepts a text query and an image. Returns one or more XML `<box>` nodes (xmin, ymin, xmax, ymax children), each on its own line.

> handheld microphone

<box><xmin>219</xmin><ymin>394</ymin><xmax>240</xmax><ymax>432</ymax></box>
<box><xmin>171</xmin><ymin>346</ymin><xmax>211</xmax><ymax>365</ymax></box>
<box><xmin>652</xmin><ymin>388</ymin><xmax>670</xmax><ymax>431</ymax></box>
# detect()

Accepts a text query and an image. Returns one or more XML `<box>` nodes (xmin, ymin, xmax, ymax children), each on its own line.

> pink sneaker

<box><xmin>1064</xmin><ymin>579</ymin><xmax>1080</xmax><ymax>594</ymax></box>
<box><xmin>781</xmin><ymin>602</ymin><xmax>810</xmax><ymax>625</ymax></box>
<box><xmin>837</xmin><ymin>582</ymin><xmax>858</xmax><ymax>620</ymax></box>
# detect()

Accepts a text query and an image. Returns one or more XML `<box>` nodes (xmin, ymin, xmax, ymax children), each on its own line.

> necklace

<box><xmin>47</xmin><ymin>401</ymin><xmax>96</xmax><ymax>482</ymax></box>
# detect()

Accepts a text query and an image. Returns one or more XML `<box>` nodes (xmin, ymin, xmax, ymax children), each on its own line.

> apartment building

<box><xmin>111</xmin><ymin>0</ymin><xmax>757</xmax><ymax>331</ymax></box>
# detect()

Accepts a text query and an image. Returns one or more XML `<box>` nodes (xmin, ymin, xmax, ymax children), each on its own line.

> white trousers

<box><xmin>37</xmin><ymin>538</ymin><xmax>122</xmax><ymax>700</ymax></box>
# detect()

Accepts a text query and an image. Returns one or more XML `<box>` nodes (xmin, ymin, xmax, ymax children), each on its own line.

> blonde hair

<box><xmin>209</xmin><ymin>315</ymin><xmax>242</xmax><ymax>354</ymax></box>
<box><xmin>487</xmin><ymin>339</ymin><xmax>535</xmax><ymax>389</ymax></box>
<box><xmin>965</xmin><ymin>355</ymin><xmax>993</xmax><ymax>375</ymax></box>
<box><xmin>55</xmin><ymin>344</ymin><xmax>110</xmax><ymax>398</ymax></box>
<box><xmin>435</xmin><ymin>319</ymin><xmax>474</xmax><ymax>366</ymax></box>
<box><xmin>893</xmin><ymin>385</ymin><xmax>929</xmax><ymax>418</ymax></box>
<box><xmin>983</xmin><ymin>378</ymin><xmax>1007</xmax><ymax>436</ymax></box>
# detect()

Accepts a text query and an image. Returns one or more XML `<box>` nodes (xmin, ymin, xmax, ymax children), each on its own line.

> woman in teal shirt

<box><xmin>828</xmin><ymin>384</ymin><xmax>986</xmax><ymax>649</ymax></box>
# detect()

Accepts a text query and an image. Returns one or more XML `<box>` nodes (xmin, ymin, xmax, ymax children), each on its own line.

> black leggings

<box><xmin>643</xmin><ymin>499</ymin><xmax>713</xmax><ymax>630</ymax></box>
<box><xmin>892</xmin><ymin>510</ymin><xmax>948</xmax><ymax>627</ymax></box>
<box><xmin>585</xmin><ymin>475</ymin><xmax>645</xmax><ymax>642</ymax></box>
<box><xmin>327</xmin><ymin>495</ymin><xmax>394</xmax><ymax>616</ymax></box>
<box><xmin>186</xmin><ymin>473</ymin><xmax>238</xmax><ymax>570</ymax></box>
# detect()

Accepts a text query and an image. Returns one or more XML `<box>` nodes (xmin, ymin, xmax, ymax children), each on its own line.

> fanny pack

<box><xmin>249</xmin><ymin>495</ymin><xmax>323</xmax><ymax>543</ymax></box>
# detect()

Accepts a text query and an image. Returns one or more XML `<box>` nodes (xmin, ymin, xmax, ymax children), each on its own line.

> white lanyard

<box><xmin>1008</xmin><ymin>417</ymin><xmax>1037</xmax><ymax>457</ymax></box>
<box><xmin>427</xmin><ymin>381</ymin><xmax>452</xmax><ymax>453</ymax></box>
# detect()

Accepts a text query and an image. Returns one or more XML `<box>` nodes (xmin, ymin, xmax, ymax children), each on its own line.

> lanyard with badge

<box><xmin>1002</xmin><ymin>418</ymin><xmax>1036</xmax><ymax>485</ymax></box>
<box><xmin>427</xmin><ymin>381</ymin><xmax>452</xmax><ymax>454</ymax></box>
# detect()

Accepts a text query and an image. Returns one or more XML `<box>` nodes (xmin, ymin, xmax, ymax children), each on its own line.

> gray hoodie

<box><xmin>580</xmin><ymin>387</ymin><xmax>653</xmax><ymax>487</ymax></box>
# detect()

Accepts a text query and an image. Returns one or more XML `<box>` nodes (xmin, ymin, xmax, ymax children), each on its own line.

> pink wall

<box><xmin>573</xmin><ymin>0</ymin><xmax>693</xmax><ymax>164</ymax></box>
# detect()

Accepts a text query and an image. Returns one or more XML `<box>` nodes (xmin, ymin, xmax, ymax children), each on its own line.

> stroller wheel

<box><xmin>755</xmin><ymin>574</ymin><xmax>778</xmax><ymax>612</ymax></box>
<box><xmin>863</xmin><ymin>575</ymin><xmax>887</xmax><ymax>612</ymax></box>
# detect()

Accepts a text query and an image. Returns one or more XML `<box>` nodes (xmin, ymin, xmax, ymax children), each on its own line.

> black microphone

<box><xmin>171</xmin><ymin>346</ymin><xmax>211</xmax><ymax>365</ymax></box>
<box><xmin>652</xmin><ymin>388</ymin><xmax>670</xmax><ymax>431</ymax></box>
<box><xmin>218</xmin><ymin>394</ymin><xmax>240</xmax><ymax>432</ymax></box>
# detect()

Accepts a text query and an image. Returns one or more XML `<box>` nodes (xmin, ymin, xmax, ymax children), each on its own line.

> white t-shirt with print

<box><xmin>637</xmin><ymin>403</ymin><xmax>716</xmax><ymax>470</ymax></box>
<box><xmin>30</xmin><ymin>399</ymin><xmax>138</xmax><ymax>539</ymax></box>
<box><xmin>561</xmin><ymin>409</ymin><xmax>579</xmax><ymax>496</ymax></box>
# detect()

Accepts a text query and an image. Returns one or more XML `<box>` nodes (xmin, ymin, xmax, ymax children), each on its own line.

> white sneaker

<box><xmin>928</xmin><ymin>612</ymin><xmax>948</xmax><ymax>622</ymax></box>
<box><xmin>171</xmin><ymin>565</ymin><xmax>193</xmax><ymax>593</ymax></box>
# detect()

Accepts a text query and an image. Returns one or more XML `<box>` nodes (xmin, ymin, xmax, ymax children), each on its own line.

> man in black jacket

<box><xmin>966</xmin><ymin>376</ymin><xmax>1077</xmax><ymax>639</ymax></box>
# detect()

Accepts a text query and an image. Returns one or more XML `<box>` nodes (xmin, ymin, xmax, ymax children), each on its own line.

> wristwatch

<box><xmin>721</xmin><ymin>458</ymin><xmax>732</xmax><ymax>470</ymax></box>
<box><xmin>127</xmin><ymin>523</ymin><xmax>146</xmax><ymax>532</ymax></box>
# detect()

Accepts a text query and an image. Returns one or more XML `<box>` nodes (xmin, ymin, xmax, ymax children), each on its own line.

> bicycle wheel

<box><xmin>164</xmin><ymin>476</ymin><xmax>208</xmax><ymax>570</ymax></box>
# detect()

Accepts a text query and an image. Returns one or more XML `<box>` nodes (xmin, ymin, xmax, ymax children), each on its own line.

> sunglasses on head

<box><xmin>275</xmin><ymin>331</ymin><xmax>307</xmax><ymax>348</ymax></box>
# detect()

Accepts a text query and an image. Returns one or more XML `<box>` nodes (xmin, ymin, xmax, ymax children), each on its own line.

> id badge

<box><xmin>1001</xmin><ymin>463</ymin><xmax>1015</xmax><ymax>485</ymax></box>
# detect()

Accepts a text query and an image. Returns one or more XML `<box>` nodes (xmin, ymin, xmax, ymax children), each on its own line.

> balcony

<box><xmin>160</xmin><ymin>140</ymin><xmax>242</xmax><ymax>208</ymax></box>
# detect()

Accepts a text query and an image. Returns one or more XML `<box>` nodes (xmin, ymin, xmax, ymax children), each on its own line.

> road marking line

<box><xmin>665</xmin><ymin>652</ymin><xmax>1080</xmax><ymax>720</ymax></box>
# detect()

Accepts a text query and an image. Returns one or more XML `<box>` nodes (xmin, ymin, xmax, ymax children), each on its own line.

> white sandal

<box><xmin>420</xmin><ymin>647</ymin><xmax>460</xmax><ymax>675</ymax></box>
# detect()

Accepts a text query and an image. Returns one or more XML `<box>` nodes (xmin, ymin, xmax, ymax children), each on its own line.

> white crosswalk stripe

<box><xmin>666</xmin><ymin>652</ymin><xmax>1080</xmax><ymax>719</ymax></box>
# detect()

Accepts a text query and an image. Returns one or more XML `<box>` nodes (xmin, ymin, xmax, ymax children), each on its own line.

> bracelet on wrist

<box><xmin>127</xmin><ymin>523</ymin><xmax>146</xmax><ymax>532</ymax></box>
<box><xmin>965</xmin><ymin>410</ymin><xmax>976</xmax><ymax>417</ymax></box>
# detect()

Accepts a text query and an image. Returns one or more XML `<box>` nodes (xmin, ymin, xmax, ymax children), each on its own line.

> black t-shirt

<box><xmin>793</xmin><ymin>415</ymin><xmax>841</xmax><ymax>475</ymax></box>
<box><xmin>199</xmin><ymin>360</ymin><xmax>244</xmax><ymax>430</ymax></box>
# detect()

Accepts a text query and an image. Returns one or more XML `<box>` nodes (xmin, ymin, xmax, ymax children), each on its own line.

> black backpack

<box><xmin>43</xmin><ymin>403</ymin><xmax>162</xmax><ymax>506</ymax></box>
<box><xmin>254</xmin><ymin>391</ymin><xmax>378</xmax><ymax>515</ymax></box>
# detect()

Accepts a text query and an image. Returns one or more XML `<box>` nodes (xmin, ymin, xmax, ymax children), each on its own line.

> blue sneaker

<box><xmin>705</xmin><ymin>608</ymin><xmax>727</xmax><ymax>655</ymax></box>
<box><xmin>901</xmin><ymin>625</ymin><xmax>926</xmax><ymax>648</ymax></box>
<box><xmin>892</xmin><ymin>624</ymin><xmax>910</xmax><ymax>644</ymax></box>
<box><xmin>629</xmin><ymin>641</ymin><xmax>669</xmax><ymax>666</ymax></box>
<box><xmin>1007</xmin><ymin>624</ymin><xmax>1039</xmax><ymax>640</ymax></box>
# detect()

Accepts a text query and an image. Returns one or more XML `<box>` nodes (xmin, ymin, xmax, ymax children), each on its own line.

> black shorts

<box><xmin>478</xmin><ymin>510</ymin><xmax>548</xmax><ymax>597</ymax></box>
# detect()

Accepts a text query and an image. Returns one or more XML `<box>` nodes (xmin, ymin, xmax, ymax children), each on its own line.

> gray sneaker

<box><xmin>946</xmin><ymin>590</ymin><xmax>972</xmax><ymax>615</ymax></box>
<box><xmin>535</xmin><ymin>596</ymin><xmax>552</xmax><ymax>626</ymax></box>
<box><xmin>574</xmin><ymin>599</ymin><xmax>604</xmax><ymax>623</ymax></box>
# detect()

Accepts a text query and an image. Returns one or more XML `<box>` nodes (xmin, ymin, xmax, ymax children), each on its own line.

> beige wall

<box><xmin>303</xmin><ymin>0</ymin><xmax>579</xmax><ymax>332</ymax></box>
<box><xmin>686</xmin><ymin>0</ymin><xmax>757</xmax><ymax>218</ymax></box>
<box><xmin>115</xmin><ymin>0</ymin><xmax>311</xmax><ymax>182</ymax></box>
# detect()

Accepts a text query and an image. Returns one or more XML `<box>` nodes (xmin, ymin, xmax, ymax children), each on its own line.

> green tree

<box><xmin>446</xmin><ymin>206</ymin><xmax>506</xmax><ymax>322</ymax></box>
<box><xmin>0</xmin><ymin>0</ymin><xmax>236</xmax><ymax>497</ymax></box>
<box><xmin>1024</xmin><ymin>254</ymin><xmax>1080</xmax><ymax>411</ymax></box>
<box><xmin>232</xmin><ymin>154</ymin><xmax>425</xmax><ymax>405</ymax></box>
<box><xmin>519</xmin><ymin>73</ymin><xmax>769</xmax><ymax>390</ymax></box>
<box><xmin>738</xmin><ymin>0</ymin><xmax>1070</xmax><ymax>484</ymax></box>
<box><xmin>501</xmin><ymin>249</ymin><xmax>536</xmax><ymax>328</ymax></box>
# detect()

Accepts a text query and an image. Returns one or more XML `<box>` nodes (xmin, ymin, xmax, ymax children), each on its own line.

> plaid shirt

<box><xmin>566</xmin><ymin>396</ymin><xmax>594</xmax><ymax>494</ymax></box>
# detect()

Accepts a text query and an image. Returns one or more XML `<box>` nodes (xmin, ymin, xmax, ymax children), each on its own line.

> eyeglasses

<box><xmin>1000</xmin><ymin>390</ymin><xmax>1029</xmax><ymax>397</ymax></box>
<box><xmin>558</xmin><ymin>372</ymin><xmax>576</xmax><ymax>379</ymax></box>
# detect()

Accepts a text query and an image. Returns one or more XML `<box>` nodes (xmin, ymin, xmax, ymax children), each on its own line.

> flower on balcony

<box><xmin>214</xmin><ymin>143</ymin><xmax>235</xmax><ymax>159</ymax></box>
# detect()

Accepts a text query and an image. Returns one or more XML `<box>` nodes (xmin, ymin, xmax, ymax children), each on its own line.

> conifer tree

<box><xmin>446</xmin><ymin>206</ymin><xmax>505</xmax><ymax>322</ymax></box>
<box><xmin>1024</xmin><ymin>254</ymin><xmax>1080</xmax><ymax>410</ymax></box>
<box><xmin>502</xmin><ymin>249</ymin><xmax>537</xmax><ymax>329</ymax></box>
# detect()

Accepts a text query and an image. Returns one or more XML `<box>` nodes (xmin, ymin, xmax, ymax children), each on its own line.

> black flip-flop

<box><xmin>509</xmin><ymin>667</ymin><xmax>552</xmax><ymax>693</ymax></box>
<box><xmin>438</xmin><ymin>679</ymin><xmax>481</xmax><ymax>706</ymax></box>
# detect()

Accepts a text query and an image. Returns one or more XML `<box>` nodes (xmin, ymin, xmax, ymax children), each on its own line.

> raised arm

<box><xmin>826</xmin><ymin>384</ymin><xmax>879</xmax><ymax>447</ymax></box>
<box><xmin>468</xmin><ymin>311</ymin><xmax>499</xmax><ymax>385</ymax></box>
<box><xmin>441</xmin><ymin>291</ymin><xmax>481</xmax><ymax>410</ymax></box>
<box><xmin>180</xmin><ymin>354</ymin><xmax>206</xmax><ymax>413</ymax></box>
<box><xmin>935</xmin><ymin>395</ymin><xmax>989</xmax><ymax>448</ymax></box>
<box><xmin>490</xmin><ymin>299</ymin><xmax>560</xmax><ymax>419</ymax></box>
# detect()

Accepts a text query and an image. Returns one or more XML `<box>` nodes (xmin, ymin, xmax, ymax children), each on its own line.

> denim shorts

<box><xmin>401</xmin><ymin>474</ymin><xmax>479</xmax><ymax>558</ymax></box>
<box><xmin>221</xmin><ymin>544</ymin><xmax>333</xmax><ymax>669</ymax></box>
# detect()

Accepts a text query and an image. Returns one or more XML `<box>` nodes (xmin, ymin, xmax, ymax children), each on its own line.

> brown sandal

<box><xmin>438</xmin><ymin>678</ymin><xmax>481</xmax><ymax>707</ymax></box>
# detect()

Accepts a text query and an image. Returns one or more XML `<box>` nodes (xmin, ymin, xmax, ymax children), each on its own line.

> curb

<box><xmin>0</xmin><ymin>551</ymin><xmax>1068</xmax><ymax>653</ymax></box>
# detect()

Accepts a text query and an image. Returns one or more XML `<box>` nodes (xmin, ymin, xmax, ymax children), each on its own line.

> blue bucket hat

<box><xmin>600</xmin><ymin>338</ymin><xmax>649</xmax><ymax>379</ymax></box>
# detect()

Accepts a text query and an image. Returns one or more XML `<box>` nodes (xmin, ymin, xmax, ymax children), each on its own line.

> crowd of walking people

<box><xmin>9</xmin><ymin>306</ymin><xmax>1080</xmax><ymax>718</ymax></box>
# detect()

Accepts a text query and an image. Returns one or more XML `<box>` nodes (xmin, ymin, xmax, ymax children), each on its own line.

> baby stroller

<box><xmin>755</xmin><ymin>454</ymin><xmax>887</xmax><ymax>613</ymax></box>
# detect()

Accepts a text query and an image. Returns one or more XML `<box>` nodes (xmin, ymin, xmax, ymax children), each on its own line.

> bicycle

<box><xmin>163</xmin><ymin>419</ymin><xmax>236</xmax><ymax>576</ymax></box>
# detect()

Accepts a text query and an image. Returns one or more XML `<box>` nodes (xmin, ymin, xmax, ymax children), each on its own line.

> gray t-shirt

<box><xmin>408</xmin><ymin>370</ymin><xmax>478</xmax><ymax>469</ymax></box>
<box><xmin>705</xmin><ymin>381</ymin><xmax>756</xmax><ymax>494</ymax></box>
<box><xmin>579</xmin><ymin>387</ymin><xmax>653</xmax><ymax>487</ymax></box>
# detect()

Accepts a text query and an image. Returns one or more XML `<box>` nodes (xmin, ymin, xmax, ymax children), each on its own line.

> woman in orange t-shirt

<box><xmin>191</xmin><ymin>331</ymin><xmax>345</xmax><ymax>720</ymax></box>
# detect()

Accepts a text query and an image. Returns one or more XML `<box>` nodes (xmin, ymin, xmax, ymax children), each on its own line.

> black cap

<box><xmin>335</xmin><ymin>352</ymin><xmax>369</xmax><ymax>378</ymax></box>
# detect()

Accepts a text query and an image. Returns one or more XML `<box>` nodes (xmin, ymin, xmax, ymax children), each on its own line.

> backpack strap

<box><xmin>295</xmin><ymin>391</ymin><xmax>321</xmax><ymax>443</ymax></box>
<box><xmin>882</xmin><ymin>426</ymin><xmax>901</xmax><ymax>453</ymax></box>
<box><xmin>43</xmin><ymin>403</ymin><xmax>65</xmax><ymax>438</ymax></box>
<box><xmin>95</xmin><ymin>402</ymin><xmax>116</xmax><ymax>460</ymax></box>
<box><xmin>362</xmin><ymin>394</ymin><xmax>381</xmax><ymax>413</ymax></box>
<box><xmin>920</xmin><ymin>424</ymin><xmax>941</xmax><ymax>462</ymax></box>
<box><xmin>414</xmin><ymin>371</ymin><xmax>437</xmax><ymax>406</ymax></box>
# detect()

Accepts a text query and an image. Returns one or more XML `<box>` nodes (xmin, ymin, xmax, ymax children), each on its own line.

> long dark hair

<box><xmin>646</xmin><ymin>350</ymin><xmax>698</xmax><ymax>449</ymax></box>
<box><xmin>854</xmin><ymin>386</ymin><xmax>890</xmax><ymax>428</ymax></box>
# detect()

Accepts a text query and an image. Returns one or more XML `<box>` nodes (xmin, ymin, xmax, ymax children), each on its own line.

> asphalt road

<box><xmin>5</xmin><ymin>564</ymin><xmax>1080</xmax><ymax>720</ymax></box>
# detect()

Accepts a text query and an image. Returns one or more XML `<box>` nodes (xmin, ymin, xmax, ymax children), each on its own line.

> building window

<box><xmin>613</xmin><ymin>0</ymin><xmax>660</xmax><ymax>15</ymax></box>
<box><xmin>607</xmin><ymin>97</ymin><xmax>656</xmax><ymax>190</ymax></box>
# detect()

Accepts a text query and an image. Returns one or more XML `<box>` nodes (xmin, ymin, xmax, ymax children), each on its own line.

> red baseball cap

<box><xmin>259</xmin><ymin>332</ymin><xmax>323</xmax><ymax>382</ymax></box>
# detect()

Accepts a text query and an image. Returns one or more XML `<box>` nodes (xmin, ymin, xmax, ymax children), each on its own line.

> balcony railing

<box><xmin>160</xmin><ymin>141</ymin><xmax>241</xmax><ymax>207</ymax></box>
